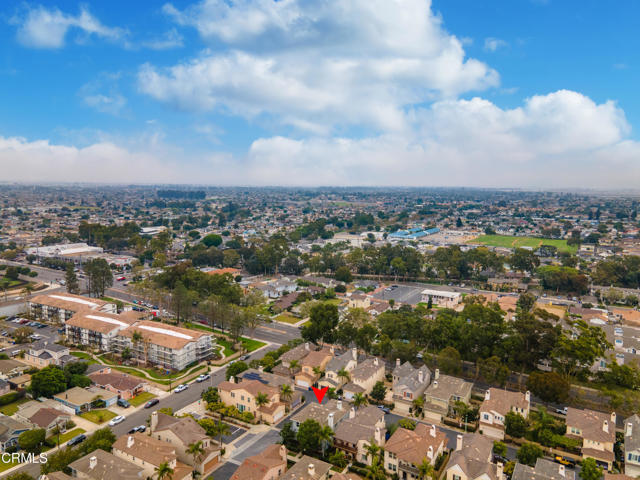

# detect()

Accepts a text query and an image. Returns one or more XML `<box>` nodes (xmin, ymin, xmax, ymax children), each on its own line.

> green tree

<box><xmin>18</xmin><ymin>429</ymin><xmax>45</xmax><ymax>453</ymax></box>
<box><xmin>516</xmin><ymin>442</ymin><xmax>543</xmax><ymax>466</ymax></box>
<box><xmin>6</xmin><ymin>473</ymin><xmax>36</xmax><ymax>480</ymax></box>
<box><xmin>280</xmin><ymin>384</ymin><xmax>293</xmax><ymax>404</ymax></box>
<box><xmin>297</xmin><ymin>419</ymin><xmax>322</xmax><ymax>454</ymax></box>
<box><xmin>552</xmin><ymin>319</ymin><xmax>611</xmax><ymax>378</ymax></box>
<box><xmin>493</xmin><ymin>441</ymin><xmax>507</xmax><ymax>457</ymax></box>
<box><xmin>335</xmin><ymin>266</ymin><xmax>353</xmax><ymax>283</ymax></box>
<box><xmin>30</xmin><ymin>365</ymin><xmax>67</xmax><ymax>398</ymax></box>
<box><xmin>186</xmin><ymin>441</ymin><xmax>204</xmax><ymax>466</ymax></box>
<box><xmin>417</xmin><ymin>458</ymin><xmax>435</xmax><ymax>480</ymax></box>
<box><xmin>301</xmin><ymin>303</ymin><xmax>339</xmax><ymax>345</ymax></box>
<box><xmin>65</xmin><ymin>264</ymin><xmax>79</xmax><ymax>294</ymax></box>
<box><xmin>437</xmin><ymin>346</ymin><xmax>462</xmax><ymax>375</ymax></box>
<box><xmin>84</xmin><ymin>258</ymin><xmax>113</xmax><ymax>297</ymax></box>
<box><xmin>412</xmin><ymin>396</ymin><xmax>424</xmax><ymax>419</ymax></box>
<box><xmin>337</xmin><ymin>368</ymin><xmax>350</xmax><ymax>385</ymax></box>
<box><xmin>318</xmin><ymin>425</ymin><xmax>333</xmax><ymax>457</ymax></box>
<box><xmin>526</xmin><ymin>371</ymin><xmax>569</xmax><ymax>403</ymax></box>
<box><xmin>154</xmin><ymin>461</ymin><xmax>174</xmax><ymax>480</ymax></box>
<box><xmin>516</xmin><ymin>292</ymin><xmax>536</xmax><ymax>313</ymax></box>
<box><xmin>370</xmin><ymin>381</ymin><xmax>386</xmax><ymax>402</ymax></box>
<box><xmin>225</xmin><ymin>361</ymin><xmax>248</xmax><ymax>380</ymax></box>
<box><xmin>353</xmin><ymin>392</ymin><xmax>368</xmax><ymax>409</ymax></box>
<box><xmin>510</xmin><ymin>248</ymin><xmax>540</xmax><ymax>273</ymax></box>
<box><xmin>279</xmin><ymin>421</ymin><xmax>296</xmax><ymax>449</ymax></box>
<box><xmin>201</xmin><ymin>234</ymin><xmax>223</xmax><ymax>248</ymax></box>
<box><xmin>504</xmin><ymin>412</ymin><xmax>527</xmax><ymax>439</ymax></box>
<box><xmin>255</xmin><ymin>392</ymin><xmax>269</xmax><ymax>408</ymax></box>
<box><xmin>579</xmin><ymin>457</ymin><xmax>603</xmax><ymax>480</ymax></box>
<box><xmin>479</xmin><ymin>356</ymin><xmax>510</xmax><ymax>386</ymax></box>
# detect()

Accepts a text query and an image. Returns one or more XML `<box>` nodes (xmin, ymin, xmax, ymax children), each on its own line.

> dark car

<box><xmin>493</xmin><ymin>454</ymin><xmax>509</xmax><ymax>465</ymax></box>
<box><xmin>117</xmin><ymin>398</ymin><xmax>130</xmax><ymax>408</ymax></box>
<box><xmin>144</xmin><ymin>398</ymin><xmax>160</xmax><ymax>409</ymax></box>
<box><xmin>68</xmin><ymin>434</ymin><xmax>87</xmax><ymax>446</ymax></box>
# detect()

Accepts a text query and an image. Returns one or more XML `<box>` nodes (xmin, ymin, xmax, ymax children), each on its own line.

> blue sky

<box><xmin>0</xmin><ymin>0</ymin><xmax>639</xmax><ymax>187</ymax></box>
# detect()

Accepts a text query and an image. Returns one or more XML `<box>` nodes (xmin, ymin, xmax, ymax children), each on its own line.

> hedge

<box><xmin>0</xmin><ymin>391</ymin><xmax>24</xmax><ymax>406</ymax></box>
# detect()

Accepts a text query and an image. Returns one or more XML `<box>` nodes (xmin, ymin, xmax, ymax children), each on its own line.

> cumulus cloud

<box><xmin>483</xmin><ymin>37</ymin><xmax>508</xmax><ymax>52</ymax></box>
<box><xmin>143</xmin><ymin>28</ymin><xmax>184</xmax><ymax>50</ymax></box>
<box><xmin>144</xmin><ymin>0</ymin><xmax>499</xmax><ymax>132</ymax></box>
<box><xmin>13</xmin><ymin>5</ymin><xmax>124</xmax><ymax>49</ymax></box>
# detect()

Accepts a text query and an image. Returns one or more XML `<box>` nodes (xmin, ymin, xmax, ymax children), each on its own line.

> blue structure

<box><xmin>389</xmin><ymin>227</ymin><xmax>440</xmax><ymax>240</ymax></box>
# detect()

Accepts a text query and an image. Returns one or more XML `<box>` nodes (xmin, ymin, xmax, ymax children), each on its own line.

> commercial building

<box><xmin>420</xmin><ymin>289</ymin><xmax>461</xmax><ymax>308</ymax></box>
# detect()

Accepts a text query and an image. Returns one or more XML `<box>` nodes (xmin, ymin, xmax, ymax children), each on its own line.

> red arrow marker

<box><xmin>311</xmin><ymin>386</ymin><xmax>328</xmax><ymax>403</ymax></box>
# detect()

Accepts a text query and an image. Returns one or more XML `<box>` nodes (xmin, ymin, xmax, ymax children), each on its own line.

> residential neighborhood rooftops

<box><xmin>385</xmin><ymin>423</ymin><xmax>447</xmax><ymax>466</ymax></box>
<box><xmin>566</xmin><ymin>407</ymin><xmax>616</xmax><ymax>444</ymax></box>
<box><xmin>281</xmin><ymin>455</ymin><xmax>331</xmax><ymax>480</ymax></box>
<box><xmin>68</xmin><ymin>448</ymin><xmax>144</xmax><ymax>480</ymax></box>
<box><xmin>230</xmin><ymin>444</ymin><xmax>287</xmax><ymax>480</ymax></box>
<box><xmin>512</xmin><ymin>458</ymin><xmax>575</xmax><ymax>480</ymax></box>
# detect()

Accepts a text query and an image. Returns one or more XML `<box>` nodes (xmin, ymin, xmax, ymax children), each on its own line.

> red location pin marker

<box><xmin>311</xmin><ymin>386</ymin><xmax>328</xmax><ymax>404</ymax></box>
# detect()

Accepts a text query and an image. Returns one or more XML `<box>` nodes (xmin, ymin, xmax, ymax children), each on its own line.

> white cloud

<box><xmin>143</xmin><ymin>28</ymin><xmax>184</xmax><ymax>50</ymax></box>
<box><xmin>144</xmin><ymin>0</ymin><xmax>499</xmax><ymax>132</ymax></box>
<box><xmin>484</xmin><ymin>37</ymin><xmax>508</xmax><ymax>52</ymax></box>
<box><xmin>79</xmin><ymin>73</ymin><xmax>127</xmax><ymax>116</ymax></box>
<box><xmin>13</xmin><ymin>5</ymin><xmax>124</xmax><ymax>49</ymax></box>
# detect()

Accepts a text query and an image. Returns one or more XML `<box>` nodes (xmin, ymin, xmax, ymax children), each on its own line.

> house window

<box><xmin>453</xmin><ymin>475</ymin><xmax>461</xmax><ymax>480</ymax></box>
<box><xmin>483</xmin><ymin>413</ymin><xmax>490</xmax><ymax>421</ymax></box>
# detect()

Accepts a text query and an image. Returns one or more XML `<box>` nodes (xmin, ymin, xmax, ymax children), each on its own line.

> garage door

<box><xmin>296</xmin><ymin>379</ymin><xmax>309</xmax><ymax>388</ymax></box>
<box><xmin>273</xmin><ymin>410</ymin><xmax>284</xmax><ymax>422</ymax></box>
<box><xmin>203</xmin><ymin>456</ymin><xmax>218</xmax><ymax>474</ymax></box>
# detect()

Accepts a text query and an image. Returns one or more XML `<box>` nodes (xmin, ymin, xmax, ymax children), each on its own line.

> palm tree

<box><xmin>353</xmin><ymin>392</ymin><xmax>368</xmax><ymax>409</ymax></box>
<box><xmin>289</xmin><ymin>359</ymin><xmax>300</xmax><ymax>376</ymax></box>
<box><xmin>364</xmin><ymin>441</ymin><xmax>380</xmax><ymax>463</ymax></box>
<box><xmin>417</xmin><ymin>458</ymin><xmax>435</xmax><ymax>480</ymax></box>
<box><xmin>412</xmin><ymin>396</ymin><xmax>425</xmax><ymax>419</ymax></box>
<box><xmin>255</xmin><ymin>392</ymin><xmax>269</xmax><ymax>408</ymax></box>
<box><xmin>337</xmin><ymin>368</ymin><xmax>350</xmax><ymax>385</ymax></box>
<box><xmin>365</xmin><ymin>454</ymin><xmax>386</xmax><ymax>480</ymax></box>
<box><xmin>155</xmin><ymin>461</ymin><xmax>174</xmax><ymax>480</ymax></box>
<box><xmin>318</xmin><ymin>425</ymin><xmax>333</xmax><ymax>458</ymax></box>
<box><xmin>280</xmin><ymin>384</ymin><xmax>293</xmax><ymax>404</ymax></box>
<box><xmin>214</xmin><ymin>420</ymin><xmax>230</xmax><ymax>448</ymax></box>
<box><xmin>313</xmin><ymin>366</ymin><xmax>324</xmax><ymax>378</ymax></box>
<box><xmin>186</xmin><ymin>441</ymin><xmax>204</xmax><ymax>468</ymax></box>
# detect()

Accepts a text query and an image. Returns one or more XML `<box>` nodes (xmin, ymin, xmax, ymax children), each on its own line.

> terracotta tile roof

<box><xmin>153</xmin><ymin>412</ymin><xmax>210</xmax><ymax>446</ymax></box>
<box><xmin>118</xmin><ymin>320</ymin><xmax>211</xmax><ymax>350</ymax></box>
<box><xmin>218</xmin><ymin>379</ymin><xmax>279</xmax><ymax>399</ymax></box>
<box><xmin>385</xmin><ymin>423</ymin><xmax>447</xmax><ymax>466</ymax></box>
<box><xmin>480</xmin><ymin>388</ymin><xmax>529</xmax><ymax>416</ymax></box>
<box><xmin>88</xmin><ymin>371</ymin><xmax>146</xmax><ymax>393</ymax></box>
<box><xmin>113</xmin><ymin>433</ymin><xmax>177</xmax><ymax>466</ymax></box>
<box><xmin>230</xmin><ymin>444</ymin><xmax>287</xmax><ymax>480</ymax></box>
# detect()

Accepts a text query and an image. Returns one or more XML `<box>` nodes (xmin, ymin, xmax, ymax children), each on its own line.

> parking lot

<box><xmin>372</xmin><ymin>284</ymin><xmax>424</xmax><ymax>305</ymax></box>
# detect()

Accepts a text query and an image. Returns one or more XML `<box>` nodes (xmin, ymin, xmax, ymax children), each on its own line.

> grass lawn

<box><xmin>0</xmin><ymin>397</ymin><xmax>28</xmax><ymax>415</ymax></box>
<box><xmin>0</xmin><ymin>456</ymin><xmax>20</xmax><ymax>473</ymax></box>
<box><xmin>241</xmin><ymin>337</ymin><xmax>266</xmax><ymax>352</ymax></box>
<box><xmin>80</xmin><ymin>409</ymin><xmax>118</xmax><ymax>424</ymax></box>
<box><xmin>128</xmin><ymin>392</ymin><xmax>156</xmax><ymax>407</ymax></box>
<box><xmin>185</xmin><ymin>322</ymin><xmax>267</xmax><ymax>353</ymax></box>
<box><xmin>274</xmin><ymin>312</ymin><xmax>300</xmax><ymax>324</ymax></box>
<box><xmin>70</xmin><ymin>351</ymin><xmax>98</xmax><ymax>365</ymax></box>
<box><xmin>48</xmin><ymin>428</ymin><xmax>86</xmax><ymax>445</ymax></box>
<box><xmin>470</xmin><ymin>234</ymin><xmax>577</xmax><ymax>254</ymax></box>
<box><xmin>216</xmin><ymin>338</ymin><xmax>235</xmax><ymax>356</ymax></box>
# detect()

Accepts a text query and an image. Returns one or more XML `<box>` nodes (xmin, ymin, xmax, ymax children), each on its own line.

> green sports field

<box><xmin>470</xmin><ymin>235</ymin><xmax>577</xmax><ymax>254</ymax></box>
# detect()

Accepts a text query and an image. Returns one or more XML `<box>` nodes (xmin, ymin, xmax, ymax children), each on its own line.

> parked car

<box><xmin>117</xmin><ymin>398</ymin><xmax>131</xmax><ymax>408</ymax></box>
<box><xmin>109</xmin><ymin>415</ymin><xmax>125</xmax><ymax>426</ymax></box>
<box><xmin>555</xmin><ymin>407</ymin><xmax>568</xmax><ymax>415</ymax></box>
<box><xmin>553</xmin><ymin>455</ymin><xmax>577</xmax><ymax>468</ymax></box>
<box><xmin>128</xmin><ymin>425</ymin><xmax>146</xmax><ymax>434</ymax></box>
<box><xmin>240</xmin><ymin>355</ymin><xmax>250</xmax><ymax>361</ymax></box>
<box><xmin>144</xmin><ymin>398</ymin><xmax>159</xmax><ymax>408</ymax></box>
<box><xmin>174</xmin><ymin>384</ymin><xmax>188</xmax><ymax>393</ymax></box>
<box><xmin>196</xmin><ymin>374</ymin><xmax>211</xmax><ymax>383</ymax></box>
<box><xmin>68</xmin><ymin>434</ymin><xmax>86</xmax><ymax>446</ymax></box>
<box><xmin>377</xmin><ymin>405</ymin><xmax>391</xmax><ymax>414</ymax></box>
<box><xmin>116</xmin><ymin>276</ymin><xmax>126</xmax><ymax>281</ymax></box>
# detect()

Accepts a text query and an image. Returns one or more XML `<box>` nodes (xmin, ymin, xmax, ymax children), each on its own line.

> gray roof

<box><xmin>425</xmin><ymin>374</ymin><xmax>473</xmax><ymax>403</ymax></box>
<box><xmin>393</xmin><ymin>362</ymin><xmax>431</xmax><ymax>394</ymax></box>
<box><xmin>350</xmin><ymin>358</ymin><xmax>382</xmax><ymax>382</ymax></box>
<box><xmin>512</xmin><ymin>458</ymin><xmax>575</xmax><ymax>480</ymax></box>
<box><xmin>0</xmin><ymin>416</ymin><xmax>30</xmax><ymax>442</ymax></box>
<box><xmin>281</xmin><ymin>455</ymin><xmax>331</xmax><ymax>480</ymax></box>
<box><xmin>290</xmin><ymin>399</ymin><xmax>349</xmax><ymax>427</ymax></box>
<box><xmin>447</xmin><ymin>433</ymin><xmax>496</xmax><ymax>480</ymax></box>
<box><xmin>325</xmin><ymin>349</ymin><xmax>356</xmax><ymax>374</ymax></box>
<box><xmin>334</xmin><ymin>406</ymin><xmax>385</xmax><ymax>445</ymax></box>
<box><xmin>69</xmin><ymin>448</ymin><xmax>144</xmax><ymax>480</ymax></box>
<box><xmin>625</xmin><ymin>414</ymin><xmax>640</xmax><ymax>453</ymax></box>
<box><xmin>31</xmin><ymin>341</ymin><xmax>68</xmax><ymax>353</ymax></box>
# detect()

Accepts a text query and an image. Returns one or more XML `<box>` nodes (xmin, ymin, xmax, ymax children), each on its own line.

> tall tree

<box><xmin>65</xmin><ymin>264</ymin><xmax>79</xmax><ymax>294</ymax></box>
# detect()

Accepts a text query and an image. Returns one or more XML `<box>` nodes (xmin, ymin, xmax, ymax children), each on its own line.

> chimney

<box><xmin>435</xmin><ymin>368</ymin><xmax>439</xmax><ymax>380</ymax></box>
<box><xmin>603</xmin><ymin>420</ymin><xmax>609</xmax><ymax>433</ymax></box>
<box><xmin>427</xmin><ymin>445</ymin><xmax>433</xmax><ymax>460</ymax></box>
<box><xmin>611</xmin><ymin>412</ymin><xmax>617</xmax><ymax>424</ymax></box>
<box><xmin>352</xmin><ymin>348</ymin><xmax>357</xmax><ymax>361</ymax></box>
<box><xmin>230</xmin><ymin>376</ymin><xmax>235</xmax><ymax>384</ymax></box>
<box><xmin>627</xmin><ymin>422</ymin><xmax>633</xmax><ymax>437</ymax></box>
<box><xmin>497</xmin><ymin>462</ymin><xmax>504</xmax><ymax>480</ymax></box>
<box><xmin>456</xmin><ymin>434</ymin><xmax>463</xmax><ymax>451</ymax></box>
<box><xmin>418</xmin><ymin>369</ymin><xmax>424</xmax><ymax>384</ymax></box>
<box><xmin>374</xmin><ymin>357</ymin><xmax>379</xmax><ymax>366</ymax></box>
<box><xmin>349</xmin><ymin>407</ymin><xmax>356</xmax><ymax>419</ymax></box>
<box><xmin>485</xmin><ymin>389</ymin><xmax>491</xmax><ymax>400</ymax></box>
<box><xmin>328</xmin><ymin>412</ymin><xmax>334</xmax><ymax>429</ymax></box>
<box><xmin>127</xmin><ymin>436</ymin><xmax>134</xmax><ymax>448</ymax></box>
<box><xmin>258</xmin><ymin>365</ymin><xmax>264</xmax><ymax>372</ymax></box>
<box><xmin>374</xmin><ymin>427</ymin><xmax>381</xmax><ymax>444</ymax></box>
<box><xmin>396</xmin><ymin>358</ymin><xmax>400</xmax><ymax>367</ymax></box>
<box><xmin>430</xmin><ymin>424</ymin><xmax>436</xmax><ymax>438</ymax></box>
<box><xmin>308</xmin><ymin>464</ymin><xmax>315</xmax><ymax>476</ymax></box>
<box><xmin>433</xmin><ymin>380</ymin><xmax>438</xmax><ymax>389</ymax></box>
<box><xmin>559</xmin><ymin>464</ymin><xmax>565</xmax><ymax>477</ymax></box>
<box><xmin>89</xmin><ymin>456</ymin><xmax>97</xmax><ymax>470</ymax></box>
<box><xmin>151</xmin><ymin>411</ymin><xmax>158</xmax><ymax>432</ymax></box>
<box><xmin>305</xmin><ymin>342</ymin><xmax>310</xmax><ymax>351</ymax></box>
<box><xmin>337</xmin><ymin>400</ymin><xmax>343</xmax><ymax>411</ymax></box>
<box><xmin>279</xmin><ymin>445</ymin><xmax>287</xmax><ymax>461</ymax></box>
<box><xmin>525</xmin><ymin>391</ymin><xmax>530</xmax><ymax>403</ymax></box>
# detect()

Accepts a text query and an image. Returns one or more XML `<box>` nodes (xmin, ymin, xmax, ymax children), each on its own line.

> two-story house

<box><xmin>230</xmin><ymin>444</ymin><xmax>287</xmax><ymax>480</ymax></box>
<box><xmin>624</xmin><ymin>415</ymin><xmax>640</xmax><ymax>477</ymax></box>
<box><xmin>281</xmin><ymin>455</ymin><xmax>332</xmax><ymax>480</ymax></box>
<box><xmin>23</xmin><ymin>341</ymin><xmax>72</xmax><ymax>368</ymax></box>
<box><xmin>512</xmin><ymin>458</ymin><xmax>575</xmax><ymax>480</ymax></box>
<box><xmin>334</xmin><ymin>406</ymin><xmax>386</xmax><ymax>465</ymax></box>
<box><xmin>318</xmin><ymin>348</ymin><xmax>359</xmax><ymax>390</ymax></box>
<box><xmin>392</xmin><ymin>359</ymin><xmax>431</xmax><ymax>414</ymax></box>
<box><xmin>566</xmin><ymin>408</ymin><xmax>615</xmax><ymax>470</ymax></box>
<box><xmin>272</xmin><ymin>342</ymin><xmax>312</xmax><ymax>378</ymax></box>
<box><xmin>384</xmin><ymin>423</ymin><xmax>446</xmax><ymax>479</ymax></box>
<box><xmin>295</xmin><ymin>348</ymin><xmax>333</xmax><ymax>389</ymax></box>
<box><xmin>218</xmin><ymin>378</ymin><xmax>286</xmax><ymax>423</ymax></box>
<box><xmin>150</xmin><ymin>411</ymin><xmax>220</xmax><ymax>476</ymax></box>
<box><xmin>423</xmin><ymin>369</ymin><xmax>473</xmax><ymax>422</ymax></box>
<box><xmin>112</xmin><ymin>433</ymin><xmax>192</xmax><ymax>480</ymax></box>
<box><xmin>479</xmin><ymin>388</ymin><xmax>530</xmax><ymax>440</ymax></box>
<box><xmin>0</xmin><ymin>416</ymin><xmax>30</xmax><ymax>452</ymax></box>
<box><xmin>342</xmin><ymin>357</ymin><xmax>385</xmax><ymax>401</ymax></box>
<box><xmin>290</xmin><ymin>399</ymin><xmax>350</xmax><ymax>432</ymax></box>
<box><xmin>446</xmin><ymin>433</ymin><xmax>505</xmax><ymax>480</ymax></box>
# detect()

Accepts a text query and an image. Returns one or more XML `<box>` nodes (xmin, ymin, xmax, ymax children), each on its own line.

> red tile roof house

<box><xmin>230</xmin><ymin>444</ymin><xmax>287</xmax><ymax>480</ymax></box>
<box><xmin>566</xmin><ymin>407</ymin><xmax>616</xmax><ymax>471</ymax></box>
<box><xmin>88</xmin><ymin>368</ymin><xmax>146</xmax><ymax>400</ymax></box>
<box><xmin>384</xmin><ymin>423</ymin><xmax>447</xmax><ymax>478</ymax></box>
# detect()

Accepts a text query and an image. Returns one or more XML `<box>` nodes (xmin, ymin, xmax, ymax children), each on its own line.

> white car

<box><xmin>174</xmin><ymin>384</ymin><xmax>188</xmax><ymax>393</ymax></box>
<box><xmin>108</xmin><ymin>415</ymin><xmax>125</xmax><ymax>426</ymax></box>
<box><xmin>196</xmin><ymin>374</ymin><xmax>211</xmax><ymax>383</ymax></box>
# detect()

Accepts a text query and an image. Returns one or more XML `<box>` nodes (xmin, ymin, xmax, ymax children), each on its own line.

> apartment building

<box><xmin>29</xmin><ymin>293</ymin><xmax>116</xmax><ymax>323</ymax></box>
<box><xmin>65</xmin><ymin>310</ymin><xmax>141</xmax><ymax>351</ymax></box>
<box><xmin>113</xmin><ymin>321</ymin><xmax>214</xmax><ymax>371</ymax></box>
